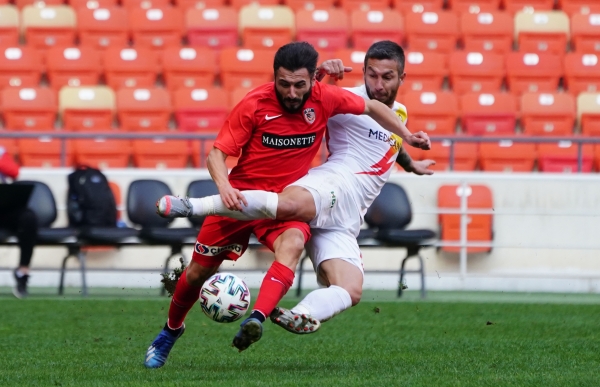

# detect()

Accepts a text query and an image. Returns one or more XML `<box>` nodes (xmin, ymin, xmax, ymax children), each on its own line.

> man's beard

<box><xmin>365</xmin><ymin>83</ymin><xmax>399</xmax><ymax>107</ymax></box>
<box><xmin>275</xmin><ymin>86</ymin><xmax>312</xmax><ymax>114</ymax></box>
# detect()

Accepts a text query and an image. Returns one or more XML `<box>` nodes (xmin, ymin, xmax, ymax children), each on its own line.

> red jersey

<box><xmin>214</xmin><ymin>81</ymin><xmax>366</xmax><ymax>192</ymax></box>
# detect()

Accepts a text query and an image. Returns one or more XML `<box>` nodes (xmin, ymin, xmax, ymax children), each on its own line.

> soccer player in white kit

<box><xmin>158</xmin><ymin>41</ymin><xmax>434</xmax><ymax>333</ymax></box>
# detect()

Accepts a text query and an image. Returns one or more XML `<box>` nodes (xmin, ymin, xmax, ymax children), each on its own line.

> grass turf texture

<box><xmin>1</xmin><ymin>292</ymin><xmax>599</xmax><ymax>386</ymax></box>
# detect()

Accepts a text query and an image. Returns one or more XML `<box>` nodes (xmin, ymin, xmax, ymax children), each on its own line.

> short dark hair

<box><xmin>273</xmin><ymin>42</ymin><xmax>319</xmax><ymax>77</ymax></box>
<box><xmin>364</xmin><ymin>41</ymin><xmax>405</xmax><ymax>73</ymax></box>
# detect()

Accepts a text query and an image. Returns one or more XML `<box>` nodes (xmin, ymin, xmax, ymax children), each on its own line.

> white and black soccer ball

<box><xmin>199</xmin><ymin>273</ymin><xmax>251</xmax><ymax>323</ymax></box>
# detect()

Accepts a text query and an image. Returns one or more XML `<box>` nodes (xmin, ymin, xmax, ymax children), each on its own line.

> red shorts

<box><xmin>191</xmin><ymin>215</ymin><xmax>311</xmax><ymax>267</ymax></box>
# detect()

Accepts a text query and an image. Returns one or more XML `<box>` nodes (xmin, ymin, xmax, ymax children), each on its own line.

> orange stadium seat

<box><xmin>515</xmin><ymin>11</ymin><xmax>570</xmax><ymax>55</ymax></box>
<box><xmin>46</xmin><ymin>46</ymin><xmax>103</xmax><ymax>91</ymax></box>
<box><xmin>174</xmin><ymin>0</ymin><xmax>226</xmax><ymax>11</ymax></box>
<box><xmin>230</xmin><ymin>87</ymin><xmax>252</xmax><ymax>108</ymax></box>
<box><xmin>401</xmin><ymin>91</ymin><xmax>458</xmax><ymax>134</ymax></box>
<box><xmin>173</xmin><ymin>87</ymin><xmax>229</xmax><ymax>132</ymax></box>
<box><xmin>405</xmin><ymin>11</ymin><xmax>460</xmax><ymax>53</ymax></box>
<box><xmin>18</xmin><ymin>137</ymin><xmax>74</xmax><ymax>167</ymax></box>
<box><xmin>103</xmin><ymin>47</ymin><xmax>160</xmax><ymax>89</ymax></box>
<box><xmin>503</xmin><ymin>0</ymin><xmax>554</xmax><ymax>14</ymax></box>
<box><xmin>460</xmin><ymin>93</ymin><xmax>518</xmax><ymax>135</ymax></box>
<box><xmin>392</xmin><ymin>0</ymin><xmax>443</xmax><ymax>14</ymax></box>
<box><xmin>186</xmin><ymin>7</ymin><xmax>238</xmax><ymax>49</ymax></box>
<box><xmin>402</xmin><ymin>51</ymin><xmax>448</xmax><ymax>92</ymax></box>
<box><xmin>161</xmin><ymin>46</ymin><xmax>217</xmax><ymax>91</ymax></box>
<box><xmin>577</xmin><ymin>92</ymin><xmax>600</xmax><ymax>136</ymax></box>
<box><xmin>0</xmin><ymin>46</ymin><xmax>43</xmax><ymax>89</ymax></box>
<box><xmin>331</xmin><ymin>49</ymin><xmax>367</xmax><ymax>87</ymax></box>
<box><xmin>230</xmin><ymin>0</ymin><xmax>279</xmax><ymax>10</ymax></box>
<box><xmin>219</xmin><ymin>48</ymin><xmax>275</xmax><ymax>90</ymax></box>
<box><xmin>285</xmin><ymin>0</ymin><xmax>335</xmax><ymax>12</ymax></box>
<box><xmin>74</xmin><ymin>138</ymin><xmax>131</xmax><ymax>168</ymax></box>
<box><xmin>121</xmin><ymin>0</ymin><xmax>171</xmax><ymax>9</ymax></box>
<box><xmin>130</xmin><ymin>7</ymin><xmax>184</xmax><ymax>50</ymax></box>
<box><xmin>447</xmin><ymin>0</ymin><xmax>500</xmax><ymax>14</ymax></box>
<box><xmin>1</xmin><ymin>87</ymin><xmax>57</xmax><ymax>130</ymax></box>
<box><xmin>15</xmin><ymin>0</ymin><xmax>64</xmax><ymax>9</ymax></box>
<box><xmin>77</xmin><ymin>7</ymin><xmax>129</xmax><ymax>50</ymax></box>
<box><xmin>0</xmin><ymin>5</ymin><xmax>19</xmax><ymax>46</ymax></box>
<box><xmin>505</xmin><ymin>51</ymin><xmax>562</xmax><ymax>95</ymax></box>
<box><xmin>414</xmin><ymin>141</ymin><xmax>478</xmax><ymax>171</ymax></box>
<box><xmin>191</xmin><ymin>138</ymin><xmax>239</xmax><ymax>169</ymax></box>
<box><xmin>460</xmin><ymin>11</ymin><xmax>513</xmax><ymax>54</ymax></box>
<box><xmin>438</xmin><ymin>184</ymin><xmax>493</xmax><ymax>253</ymax></box>
<box><xmin>295</xmin><ymin>9</ymin><xmax>349</xmax><ymax>52</ymax></box>
<box><xmin>116</xmin><ymin>88</ymin><xmax>172</xmax><ymax>131</ymax></box>
<box><xmin>0</xmin><ymin>138</ymin><xmax>17</xmax><ymax>157</ymax></box>
<box><xmin>22</xmin><ymin>5</ymin><xmax>77</xmax><ymax>50</ymax></box>
<box><xmin>59</xmin><ymin>86</ymin><xmax>116</xmax><ymax>130</ymax></box>
<box><xmin>521</xmin><ymin>92</ymin><xmax>576</xmax><ymax>136</ymax></box>
<box><xmin>558</xmin><ymin>0</ymin><xmax>600</xmax><ymax>16</ymax></box>
<box><xmin>537</xmin><ymin>141</ymin><xmax>594</xmax><ymax>173</ymax></box>
<box><xmin>449</xmin><ymin>51</ymin><xmax>505</xmax><ymax>95</ymax></box>
<box><xmin>479</xmin><ymin>139</ymin><xmax>536</xmax><ymax>172</ymax></box>
<box><xmin>338</xmin><ymin>0</ymin><xmax>390</xmax><ymax>12</ymax></box>
<box><xmin>571</xmin><ymin>13</ymin><xmax>600</xmax><ymax>53</ymax></box>
<box><xmin>350</xmin><ymin>10</ymin><xmax>404</xmax><ymax>51</ymax></box>
<box><xmin>564</xmin><ymin>53</ymin><xmax>600</xmax><ymax>96</ymax></box>
<box><xmin>132</xmin><ymin>139</ymin><xmax>190</xmax><ymax>169</ymax></box>
<box><xmin>68</xmin><ymin>0</ymin><xmax>118</xmax><ymax>10</ymax></box>
<box><xmin>239</xmin><ymin>5</ymin><xmax>295</xmax><ymax>49</ymax></box>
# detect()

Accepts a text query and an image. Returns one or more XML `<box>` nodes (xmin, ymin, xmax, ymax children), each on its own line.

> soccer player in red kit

<box><xmin>144</xmin><ymin>42</ymin><xmax>429</xmax><ymax>368</ymax></box>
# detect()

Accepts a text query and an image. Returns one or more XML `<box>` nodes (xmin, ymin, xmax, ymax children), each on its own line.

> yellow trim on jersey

<box><xmin>390</xmin><ymin>133</ymin><xmax>403</xmax><ymax>152</ymax></box>
<box><xmin>395</xmin><ymin>104</ymin><xmax>408</xmax><ymax>124</ymax></box>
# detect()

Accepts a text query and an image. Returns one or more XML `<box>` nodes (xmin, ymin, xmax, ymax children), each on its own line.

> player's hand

<box><xmin>405</xmin><ymin>131</ymin><xmax>431</xmax><ymax>150</ymax></box>
<box><xmin>315</xmin><ymin>59</ymin><xmax>352</xmax><ymax>82</ymax></box>
<box><xmin>218</xmin><ymin>183</ymin><xmax>248</xmax><ymax>211</ymax></box>
<box><xmin>409</xmin><ymin>159</ymin><xmax>436</xmax><ymax>175</ymax></box>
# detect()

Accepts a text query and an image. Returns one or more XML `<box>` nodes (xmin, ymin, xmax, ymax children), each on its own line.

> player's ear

<box><xmin>399</xmin><ymin>72</ymin><xmax>406</xmax><ymax>84</ymax></box>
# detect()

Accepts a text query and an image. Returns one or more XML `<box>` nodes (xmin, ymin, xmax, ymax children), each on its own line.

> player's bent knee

<box><xmin>345</xmin><ymin>286</ymin><xmax>362</xmax><ymax>306</ymax></box>
<box><xmin>276</xmin><ymin>197</ymin><xmax>299</xmax><ymax>220</ymax></box>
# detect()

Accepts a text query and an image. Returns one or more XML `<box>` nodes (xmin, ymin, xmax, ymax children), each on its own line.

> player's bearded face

<box><xmin>275</xmin><ymin>67</ymin><xmax>314</xmax><ymax>113</ymax></box>
<box><xmin>363</xmin><ymin>58</ymin><xmax>405</xmax><ymax>107</ymax></box>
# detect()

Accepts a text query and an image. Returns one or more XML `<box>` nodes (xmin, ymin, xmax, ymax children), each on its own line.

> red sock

<box><xmin>252</xmin><ymin>261</ymin><xmax>295</xmax><ymax>318</ymax></box>
<box><xmin>167</xmin><ymin>269</ymin><xmax>201</xmax><ymax>329</ymax></box>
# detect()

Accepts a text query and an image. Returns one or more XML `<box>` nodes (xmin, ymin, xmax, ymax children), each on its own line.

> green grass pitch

<box><xmin>1</xmin><ymin>290</ymin><xmax>599</xmax><ymax>387</ymax></box>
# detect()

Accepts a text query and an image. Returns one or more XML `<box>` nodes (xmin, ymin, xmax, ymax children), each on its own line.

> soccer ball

<box><xmin>199</xmin><ymin>273</ymin><xmax>251</xmax><ymax>323</ymax></box>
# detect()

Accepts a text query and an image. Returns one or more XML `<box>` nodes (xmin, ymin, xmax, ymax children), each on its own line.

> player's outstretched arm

<box><xmin>395</xmin><ymin>147</ymin><xmax>436</xmax><ymax>175</ymax></box>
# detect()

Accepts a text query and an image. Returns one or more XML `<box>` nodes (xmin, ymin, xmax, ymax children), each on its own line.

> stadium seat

<box><xmin>285</xmin><ymin>0</ymin><xmax>335</xmax><ymax>12</ymax></box>
<box><xmin>186</xmin><ymin>7</ymin><xmax>238</xmax><ymax>49</ymax></box>
<box><xmin>15</xmin><ymin>0</ymin><xmax>64</xmax><ymax>9</ymax></box>
<box><xmin>571</xmin><ymin>13</ymin><xmax>600</xmax><ymax>53</ymax></box>
<box><xmin>69</xmin><ymin>0</ymin><xmax>118</xmax><ymax>10</ymax></box>
<box><xmin>448</xmin><ymin>51</ymin><xmax>505</xmax><ymax>95</ymax></box>
<box><xmin>295</xmin><ymin>9</ymin><xmax>349</xmax><ymax>52</ymax></box>
<box><xmin>116</xmin><ymin>88</ymin><xmax>172</xmax><ymax>131</ymax></box>
<box><xmin>460</xmin><ymin>93</ymin><xmax>518</xmax><ymax>135</ymax></box>
<box><xmin>103</xmin><ymin>47</ymin><xmax>160</xmax><ymax>89</ymax></box>
<box><xmin>577</xmin><ymin>92</ymin><xmax>600</xmax><ymax>136</ymax></box>
<box><xmin>350</xmin><ymin>10</ymin><xmax>404</xmax><ymax>51</ymax></box>
<box><xmin>595</xmin><ymin>144</ymin><xmax>600</xmax><ymax>172</ymax></box>
<box><xmin>17</xmin><ymin>137</ymin><xmax>74</xmax><ymax>167</ymax></box>
<box><xmin>414</xmin><ymin>140</ymin><xmax>478</xmax><ymax>171</ymax></box>
<box><xmin>515</xmin><ymin>11</ymin><xmax>570</xmax><ymax>55</ymax></box>
<box><xmin>558</xmin><ymin>0</ymin><xmax>600</xmax><ymax>16</ymax></box>
<box><xmin>174</xmin><ymin>0</ymin><xmax>226</xmax><ymax>11</ymax></box>
<box><xmin>447</xmin><ymin>0</ymin><xmax>500</xmax><ymax>14</ymax></box>
<box><xmin>173</xmin><ymin>87</ymin><xmax>229</xmax><ymax>132</ymax></box>
<box><xmin>230</xmin><ymin>0</ymin><xmax>279</xmax><ymax>10</ymax></box>
<box><xmin>0</xmin><ymin>138</ymin><xmax>17</xmax><ymax>157</ymax></box>
<box><xmin>219</xmin><ymin>47</ymin><xmax>275</xmax><ymax>90</ymax></box>
<box><xmin>479</xmin><ymin>139</ymin><xmax>536</xmax><ymax>172</ymax></box>
<box><xmin>505</xmin><ymin>51</ymin><xmax>562</xmax><ymax>95</ymax></box>
<box><xmin>331</xmin><ymin>49</ymin><xmax>367</xmax><ymax>87</ymax></box>
<box><xmin>121</xmin><ymin>0</ymin><xmax>171</xmax><ymax>9</ymax></box>
<box><xmin>537</xmin><ymin>141</ymin><xmax>594</xmax><ymax>173</ymax></box>
<box><xmin>132</xmin><ymin>139</ymin><xmax>190</xmax><ymax>168</ymax></box>
<box><xmin>1</xmin><ymin>87</ymin><xmax>57</xmax><ymax>130</ymax></box>
<box><xmin>564</xmin><ymin>53</ymin><xmax>600</xmax><ymax>96</ymax></box>
<box><xmin>239</xmin><ymin>5</ymin><xmax>295</xmax><ymax>49</ymax></box>
<box><xmin>338</xmin><ymin>0</ymin><xmax>390</xmax><ymax>12</ymax></box>
<box><xmin>22</xmin><ymin>5</ymin><xmax>77</xmax><ymax>50</ymax></box>
<box><xmin>46</xmin><ymin>46</ymin><xmax>103</xmax><ymax>90</ymax></box>
<box><xmin>460</xmin><ymin>11</ymin><xmax>513</xmax><ymax>54</ymax></box>
<box><xmin>403</xmin><ymin>51</ymin><xmax>448</xmax><ymax>92</ymax></box>
<box><xmin>191</xmin><ymin>138</ymin><xmax>239</xmax><ymax>169</ymax></box>
<box><xmin>404</xmin><ymin>11</ymin><xmax>460</xmax><ymax>53</ymax></box>
<box><xmin>74</xmin><ymin>138</ymin><xmax>132</xmax><ymax>168</ymax></box>
<box><xmin>0</xmin><ymin>46</ymin><xmax>43</xmax><ymax>89</ymax></box>
<box><xmin>59</xmin><ymin>86</ymin><xmax>116</xmax><ymax>130</ymax></box>
<box><xmin>392</xmin><ymin>0</ymin><xmax>443</xmax><ymax>14</ymax></box>
<box><xmin>400</xmin><ymin>91</ymin><xmax>459</xmax><ymax>134</ymax></box>
<box><xmin>0</xmin><ymin>5</ymin><xmax>19</xmax><ymax>46</ymax></box>
<box><xmin>129</xmin><ymin>7</ymin><xmax>184</xmax><ymax>50</ymax></box>
<box><xmin>77</xmin><ymin>7</ymin><xmax>129</xmax><ymax>50</ymax></box>
<box><xmin>503</xmin><ymin>0</ymin><xmax>554</xmax><ymax>14</ymax></box>
<box><xmin>438</xmin><ymin>184</ymin><xmax>493</xmax><ymax>253</ymax></box>
<box><xmin>161</xmin><ymin>46</ymin><xmax>217</xmax><ymax>91</ymax></box>
<box><xmin>521</xmin><ymin>93</ymin><xmax>576</xmax><ymax>136</ymax></box>
<box><xmin>230</xmin><ymin>87</ymin><xmax>252</xmax><ymax>108</ymax></box>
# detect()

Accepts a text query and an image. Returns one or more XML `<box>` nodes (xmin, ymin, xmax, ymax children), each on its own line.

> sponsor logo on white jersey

<box><xmin>195</xmin><ymin>242</ymin><xmax>243</xmax><ymax>256</ymax></box>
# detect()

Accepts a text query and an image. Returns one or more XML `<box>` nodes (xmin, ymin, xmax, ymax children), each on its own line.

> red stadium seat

<box><xmin>219</xmin><ymin>48</ymin><xmax>275</xmax><ymax>90</ymax></box>
<box><xmin>537</xmin><ymin>141</ymin><xmax>594</xmax><ymax>173</ymax></box>
<box><xmin>460</xmin><ymin>93</ymin><xmax>518</xmax><ymax>135</ymax></box>
<box><xmin>46</xmin><ymin>46</ymin><xmax>103</xmax><ymax>91</ymax></box>
<box><xmin>230</xmin><ymin>87</ymin><xmax>252</xmax><ymax>108</ymax></box>
<box><xmin>564</xmin><ymin>53</ymin><xmax>600</xmax><ymax>96</ymax></box>
<box><xmin>0</xmin><ymin>5</ymin><xmax>19</xmax><ymax>47</ymax></box>
<box><xmin>460</xmin><ymin>11</ymin><xmax>513</xmax><ymax>54</ymax></box>
<box><xmin>132</xmin><ymin>139</ymin><xmax>190</xmax><ymax>169</ymax></box>
<box><xmin>173</xmin><ymin>87</ymin><xmax>229</xmax><ymax>132</ymax></box>
<box><xmin>116</xmin><ymin>88</ymin><xmax>172</xmax><ymax>131</ymax></box>
<box><xmin>449</xmin><ymin>51</ymin><xmax>505</xmax><ymax>95</ymax></box>
<box><xmin>400</xmin><ymin>91</ymin><xmax>458</xmax><ymax>134</ymax></box>
<box><xmin>515</xmin><ymin>11</ymin><xmax>570</xmax><ymax>55</ymax></box>
<box><xmin>447</xmin><ymin>0</ymin><xmax>500</xmax><ymax>14</ymax></box>
<box><xmin>0</xmin><ymin>46</ymin><xmax>43</xmax><ymax>89</ymax></box>
<box><xmin>577</xmin><ymin>92</ymin><xmax>600</xmax><ymax>136</ymax></box>
<box><xmin>129</xmin><ymin>7</ymin><xmax>184</xmax><ymax>50</ymax></box>
<box><xmin>405</xmin><ymin>11</ymin><xmax>460</xmax><ymax>53</ymax></box>
<box><xmin>350</xmin><ymin>10</ymin><xmax>404</xmax><ymax>51</ymax></box>
<box><xmin>186</xmin><ymin>7</ymin><xmax>238</xmax><ymax>50</ymax></box>
<box><xmin>121</xmin><ymin>0</ymin><xmax>171</xmax><ymax>9</ymax></box>
<box><xmin>68</xmin><ymin>0</ymin><xmax>118</xmax><ymax>10</ymax></box>
<box><xmin>18</xmin><ymin>137</ymin><xmax>74</xmax><ymax>167</ymax></box>
<box><xmin>338</xmin><ymin>0</ymin><xmax>389</xmax><ymax>12</ymax></box>
<box><xmin>571</xmin><ymin>13</ymin><xmax>600</xmax><ymax>53</ymax></box>
<box><xmin>22</xmin><ymin>5</ymin><xmax>77</xmax><ymax>50</ymax></box>
<box><xmin>558</xmin><ymin>0</ymin><xmax>600</xmax><ymax>17</ymax></box>
<box><xmin>77</xmin><ymin>7</ymin><xmax>129</xmax><ymax>50</ymax></box>
<box><xmin>174</xmin><ymin>0</ymin><xmax>226</xmax><ymax>11</ymax></box>
<box><xmin>403</xmin><ymin>51</ymin><xmax>448</xmax><ymax>92</ymax></box>
<box><xmin>479</xmin><ymin>139</ymin><xmax>536</xmax><ymax>172</ymax></box>
<box><xmin>0</xmin><ymin>139</ymin><xmax>17</xmax><ymax>158</ymax></box>
<box><xmin>103</xmin><ymin>47</ymin><xmax>160</xmax><ymax>89</ymax></box>
<box><xmin>59</xmin><ymin>86</ymin><xmax>116</xmax><ymax>131</ymax></box>
<box><xmin>505</xmin><ymin>51</ymin><xmax>562</xmax><ymax>95</ymax></box>
<box><xmin>74</xmin><ymin>138</ymin><xmax>131</xmax><ymax>168</ymax></box>
<box><xmin>1</xmin><ymin>87</ymin><xmax>57</xmax><ymax>130</ymax></box>
<box><xmin>230</xmin><ymin>0</ymin><xmax>279</xmax><ymax>10</ymax></box>
<box><xmin>413</xmin><ymin>141</ymin><xmax>478</xmax><ymax>171</ymax></box>
<box><xmin>331</xmin><ymin>49</ymin><xmax>367</xmax><ymax>87</ymax></box>
<box><xmin>521</xmin><ymin>92</ymin><xmax>576</xmax><ymax>136</ymax></box>
<box><xmin>161</xmin><ymin>46</ymin><xmax>217</xmax><ymax>91</ymax></box>
<box><xmin>392</xmin><ymin>0</ymin><xmax>443</xmax><ymax>14</ymax></box>
<box><xmin>503</xmin><ymin>0</ymin><xmax>554</xmax><ymax>14</ymax></box>
<box><xmin>191</xmin><ymin>138</ymin><xmax>239</xmax><ymax>169</ymax></box>
<box><xmin>285</xmin><ymin>0</ymin><xmax>335</xmax><ymax>12</ymax></box>
<box><xmin>239</xmin><ymin>5</ymin><xmax>295</xmax><ymax>50</ymax></box>
<box><xmin>296</xmin><ymin>9</ymin><xmax>349</xmax><ymax>52</ymax></box>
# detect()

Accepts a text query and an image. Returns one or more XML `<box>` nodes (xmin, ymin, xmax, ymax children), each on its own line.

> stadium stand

<box><xmin>46</xmin><ymin>46</ymin><xmax>103</xmax><ymax>90</ymax></box>
<box><xmin>22</xmin><ymin>5</ymin><xmax>77</xmax><ymax>50</ymax></box>
<box><xmin>460</xmin><ymin>92</ymin><xmax>518</xmax><ymax>136</ymax></box>
<box><xmin>479</xmin><ymin>140</ymin><xmax>537</xmax><ymax>172</ymax></box>
<box><xmin>73</xmin><ymin>138</ymin><xmax>132</xmax><ymax>168</ymax></box>
<box><xmin>16</xmin><ymin>0</ymin><xmax>64</xmax><ymax>9</ymax></box>
<box><xmin>521</xmin><ymin>92</ymin><xmax>576</xmax><ymax>136</ymax></box>
<box><xmin>161</xmin><ymin>46</ymin><xmax>217</xmax><ymax>91</ymax></box>
<box><xmin>505</xmin><ymin>51</ymin><xmax>563</xmax><ymax>95</ymax></box>
<box><xmin>537</xmin><ymin>141</ymin><xmax>594</xmax><ymax>173</ymax></box>
<box><xmin>59</xmin><ymin>86</ymin><xmax>116</xmax><ymax>130</ymax></box>
<box><xmin>338</xmin><ymin>0</ymin><xmax>389</xmax><ymax>11</ymax></box>
<box><xmin>129</xmin><ymin>7</ymin><xmax>184</xmax><ymax>50</ymax></box>
<box><xmin>121</xmin><ymin>0</ymin><xmax>171</xmax><ymax>9</ymax></box>
<box><xmin>239</xmin><ymin>4</ymin><xmax>295</xmax><ymax>49</ymax></box>
<box><xmin>175</xmin><ymin>0</ymin><xmax>226</xmax><ymax>11</ymax></box>
<box><xmin>285</xmin><ymin>0</ymin><xmax>335</xmax><ymax>12</ymax></box>
<box><xmin>515</xmin><ymin>11</ymin><xmax>570</xmax><ymax>55</ymax></box>
<box><xmin>448</xmin><ymin>51</ymin><xmax>505</xmax><ymax>95</ymax></box>
<box><xmin>331</xmin><ymin>49</ymin><xmax>366</xmax><ymax>87</ymax></box>
<box><xmin>571</xmin><ymin>13</ymin><xmax>600</xmax><ymax>53</ymax></box>
<box><xmin>0</xmin><ymin>46</ymin><xmax>43</xmax><ymax>89</ymax></box>
<box><xmin>103</xmin><ymin>47</ymin><xmax>160</xmax><ymax>89</ymax></box>
<box><xmin>578</xmin><ymin>92</ymin><xmax>600</xmax><ymax>136</ymax></box>
<box><xmin>350</xmin><ymin>10</ymin><xmax>404</xmax><ymax>51</ymax></box>
<box><xmin>404</xmin><ymin>11</ymin><xmax>460</xmax><ymax>54</ymax></box>
<box><xmin>191</xmin><ymin>139</ymin><xmax>239</xmax><ymax>169</ymax></box>
<box><xmin>230</xmin><ymin>87</ymin><xmax>252</xmax><ymax>108</ymax></box>
<box><xmin>230</xmin><ymin>0</ymin><xmax>279</xmax><ymax>10</ymax></box>
<box><xmin>558</xmin><ymin>0</ymin><xmax>600</xmax><ymax>16</ymax></box>
<box><xmin>219</xmin><ymin>47</ymin><xmax>276</xmax><ymax>90</ymax></box>
<box><xmin>415</xmin><ymin>141</ymin><xmax>478</xmax><ymax>171</ymax></box>
<box><xmin>401</xmin><ymin>91</ymin><xmax>459</xmax><ymax>134</ymax></box>
<box><xmin>173</xmin><ymin>87</ymin><xmax>229</xmax><ymax>132</ymax></box>
<box><xmin>116</xmin><ymin>88</ymin><xmax>172</xmax><ymax>131</ymax></box>
<box><xmin>564</xmin><ymin>52</ymin><xmax>600</xmax><ymax>95</ymax></box>
<box><xmin>18</xmin><ymin>137</ymin><xmax>74</xmax><ymax>167</ymax></box>
<box><xmin>1</xmin><ymin>87</ymin><xmax>57</xmax><ymax>130</ymax></box>
<box><xmin>503</xmin><ymin>0</ymin><xmax>554</xmax><ymax>14</ymax></box>
<box><xmin>460</xmin><ymin>11</ymin><xmax>513</xmax><ymax>54</ymax></box>
<box><xmin>69</xmin><ymin>0</ymin><xmax>119</xmax><ymax>10</ymax></box>
<box><xmin>186</xmin><ymin>7</ymin><xmax>238</xmax><ymax>49</ymax></box>
<box><xmin>295</xmin><ymin>9</ymin><xmax>349</xmax><ymax>52</ymax></box>
<box><xmin>403</xmin><ymin>51</ymin><xmax>448</xmax><ymax>92</ymax></box>
<box><xmin>132</xmin><ymin>138</ymin><xmax>190</xmax><ymax>168</ymax></box>
<box><xmin>448</xmin><ymin>0</ymin><xmax>500</xmax><ymax>14</ymax></box>
<box><xmin>0</xmin><ymin>5</ymin><xmax>19</xmax><ymax>47</ymax></box>
<box><xmin>76</xmin><ymin>7</ymin><xmax>129</xmax><ymax>50</ymax></box>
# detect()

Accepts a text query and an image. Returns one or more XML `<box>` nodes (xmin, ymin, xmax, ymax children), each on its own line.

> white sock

<box><xmin>291</xmin><ymin>285</ymin><xmax>352</xmax><ymax>322</ymax></box>
<box><xmin>188</xmin><ymin>190</ymin><xmax>278</xmax><ymax>221</ymax></box>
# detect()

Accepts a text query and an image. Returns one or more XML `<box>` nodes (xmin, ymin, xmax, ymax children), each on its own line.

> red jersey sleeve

<box><xmin>214</xmin><ymin>96</ymin><xmax>257</xmax><ymax>157</ymax></box>
<box><xmin>321</xmin><ymin>84</ymin><xmax>366</xmax><ymax>117</ymax></box>
<box><xmin>0</xmin><ymin>149</ymin><xmax>19</xmax><ymax>179</ymax></box>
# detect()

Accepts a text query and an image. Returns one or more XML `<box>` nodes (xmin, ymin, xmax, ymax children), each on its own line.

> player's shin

<box><xmin>167</xmin><ymin>268</ymin><xmax>202</xmax><ymax>330</ymax></box>
<box><xmin>251</xmin><ymin>261</ymin><xmax>295</xmax><ymax>321</ymax></box>
<box><xmin>188</xmin><ymin>190</ymin><xmax>278</xmax><ymax>220</ymax></box>
<box><xmin>292</xmin><ymin>285</ymin><xmax>352</xmax><ymax>322</ymax></box>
